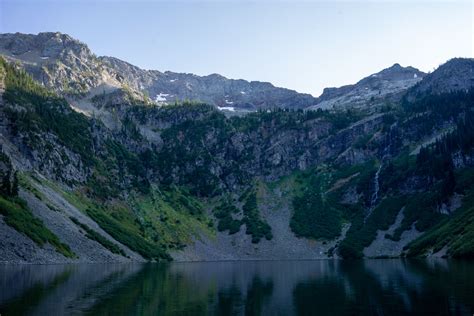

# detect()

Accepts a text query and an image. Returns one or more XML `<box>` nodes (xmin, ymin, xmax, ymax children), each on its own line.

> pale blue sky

<box><xmin>1</xmin><ymin>0</ymin><xmax>472</xmax><ymax>96</ymax></box>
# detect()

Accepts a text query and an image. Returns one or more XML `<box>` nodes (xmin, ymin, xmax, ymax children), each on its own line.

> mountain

<box><xmin>0</xmin><ymin>32</ymin><xmax>318</xmax><ymax>112</ymax></box>
<box><xmin>1</xmin><ymin>33</ymin><xmax>474</xmax><ymax>263</ymax></box>
<box><xmin>405</xmin><ymin>58</ymin><xmax>474</xmax><ymax>100</ymax></box>
<box><xmin>0</xmin><ymin>32</ymin><xmax>121</xmax><ymax>95</ymax></box>
<box><xmin>310</xmin><ymin>63</ymin><xmax>426</xmax><ymax>110</ymax></box>
<box><xmin>0</xmin><ymin>32</ymin><xmax>433</xmax><ymax>115</ymax></box>
<box><xmin>101</xmin><ymin>56</ymin><xmax>318</xmax><ymax>111</ymax></box>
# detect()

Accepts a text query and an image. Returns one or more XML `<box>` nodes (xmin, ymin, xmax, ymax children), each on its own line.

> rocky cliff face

<box><xmin>0</xmin><ymin>32</ymin><xmax>123</xmax><ymax>96</ymax></box>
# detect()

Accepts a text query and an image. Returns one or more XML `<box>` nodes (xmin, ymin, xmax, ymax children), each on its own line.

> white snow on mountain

<box><xmin>217</xmin><ymin>106</ymin><xmax>235</xmax><ymax>112</ymax></box>
<box><xmin>155</xmin><ymin>93</ymin><xmax>170</xmax><ymax>103</ymax></box>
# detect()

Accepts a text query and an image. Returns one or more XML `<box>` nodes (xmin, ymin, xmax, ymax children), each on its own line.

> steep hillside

<box><xmin>0</xmin><ymin>57</ymin><xmax>362</xmax><ymax>262</ymax></box>
<box><xmin>1</xmin><ymin>47</ymin><xmax>474</xmax><ymax>263</ymax></box>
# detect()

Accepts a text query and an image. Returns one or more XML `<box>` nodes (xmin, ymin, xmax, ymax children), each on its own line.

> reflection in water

<box><xmin>0</xmin><ymin>260</ymin><xmax>473</xmax><ymax>315</ymax></box>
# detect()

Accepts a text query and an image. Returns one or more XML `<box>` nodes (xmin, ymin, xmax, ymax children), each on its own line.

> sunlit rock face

<box><xmin>310</xmin><ymin>63</ymin><xmax>426</xmax><ymax>110</ymax></box>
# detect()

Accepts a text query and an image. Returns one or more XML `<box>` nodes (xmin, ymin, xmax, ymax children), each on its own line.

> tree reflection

<box><xmin>1</xmin><ymin>260</ymin><xmax>473</xmax><ymax>316</ymax></box>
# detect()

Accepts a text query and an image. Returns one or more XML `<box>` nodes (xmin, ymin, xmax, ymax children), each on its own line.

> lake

<box><xmin>0</xmin><ymin>259</ymin><xmax>473</xmax><ymax>315</ymax></box>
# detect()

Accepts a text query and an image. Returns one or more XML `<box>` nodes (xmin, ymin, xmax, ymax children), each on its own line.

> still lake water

<box><xmin>0</xmin><ymin>259</ymin><xmax>473</xmax><ymax>315</ymax></box>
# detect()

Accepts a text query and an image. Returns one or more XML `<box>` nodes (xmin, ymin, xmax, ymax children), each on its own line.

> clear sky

<box><xmin>1</xmin><ymin>0</ymin><xmax>472</xmax><ymax>96</ymax></box>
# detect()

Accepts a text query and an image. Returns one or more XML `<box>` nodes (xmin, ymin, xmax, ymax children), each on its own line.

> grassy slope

<box><xmin>406</xmin><ymin>168</ymin><xmax>474</xmax><ymax>257</ymax></box>
<box><xmin>38</xmin><ymin>175</ymin><xmax>214</xmax><ymax>260</ymax></box>
<box><xmin>0</xmin><ymin>195</ymin><xmax>75</xmax><ymax>258</ymax></box>
<box><xmin>69</xmin><ymin>216</ymin><xmax>127</xmax><ymax>257</ymax></box>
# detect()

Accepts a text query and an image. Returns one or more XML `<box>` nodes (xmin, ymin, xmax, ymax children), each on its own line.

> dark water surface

<box><xmin>0</xmin><ymin>259</ymin><xmax>473</xmax><ymax>315</ymax></box>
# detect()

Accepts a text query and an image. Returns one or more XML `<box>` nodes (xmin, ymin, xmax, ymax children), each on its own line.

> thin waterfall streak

<box><xmin>364</xmin><ymin>122</ymin><xmax>397</xmax><ymax>222</ymax></box>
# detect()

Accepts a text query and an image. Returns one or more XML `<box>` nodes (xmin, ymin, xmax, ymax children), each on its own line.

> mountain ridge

<box><xmin>1</xmin><ymin>31</ymin><xmax>443</xmax><ymax>114</ymax></box>
<box><xmin>0</xmin><ymin>32</ymin><xmax>318</xmax><ymax>112</ymax></box>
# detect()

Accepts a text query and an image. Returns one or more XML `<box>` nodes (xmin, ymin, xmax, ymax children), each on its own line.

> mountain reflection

<box><xmin>1</xmin><ymin>260</ymin><xmax>473</xmax><ymax>315</ymax></box>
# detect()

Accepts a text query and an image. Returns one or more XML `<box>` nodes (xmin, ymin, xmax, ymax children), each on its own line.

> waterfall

<box><xmin>371</xmin><ymin>164</ymin><xmax>382</xmax><ymax>207</ymax></box>
<box><xmin>364</xmin><ymin>122</ymin><xmax>397</xmax><ymax>222</ymax></box>
<box><xmin>365</xmin><ymin>163</ymin><xmax>382</xmax><ymax>222</ymax></box>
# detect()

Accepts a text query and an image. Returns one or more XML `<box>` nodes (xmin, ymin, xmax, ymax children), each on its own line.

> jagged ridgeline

<box><xmin>1</xmin><ymin>52</ymin><xmax>474</xmax><ymax>262</ymax></box>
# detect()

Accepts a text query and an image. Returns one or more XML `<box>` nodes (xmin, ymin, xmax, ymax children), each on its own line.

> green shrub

<box><xmin>290</xmin><ymin>173</ymin><xmax>342</xmax><ymax>240</ymax></box>
<box><xmin>213</xmin><ymin>200</ymin><xmax>242</xmax><ymax>235</ymax></box>
<box><xmin>242</xmin><ymin>191</ymin><xmax>272</xmax><ymax>243</ymax></box>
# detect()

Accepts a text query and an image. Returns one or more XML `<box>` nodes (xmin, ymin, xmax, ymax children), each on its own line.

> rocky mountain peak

<box><xmin>381</xmin><ymin>63</ymin><xmax>404</xmax><ymax>73</ymax></box>
<box><xmin>406</xmin><ymin>57</ymin><xmax>474</xmax><ymax>99</ymax></box>
<box><xmin>37</xmin><ymin>32</ymin><xmax>90</xmax><ymax>57</ymax></box>
<box><xmin>0</xmin><ymin>32</ymin><xmax>114</xmax><ymax>97</ymax></box>
<box><xmin>364</xmin><ymin>63</ymin><xmax>425</xmax><ymax>82</ymax></box>
<box><xmin>312</xmin><ymin>63</ymin><xmax>426</xmax><ymax>110</ymax></box>
<box><xmin>0</xmin><ymin>32</ymin><xmax>92</xmax><ymax>60</ymax></box>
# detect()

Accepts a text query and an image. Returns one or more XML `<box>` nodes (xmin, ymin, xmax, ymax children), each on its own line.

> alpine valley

<box><xmin>1</xmin><ymin>32</ymin><xmax>474</xmax><ymax>263</ymax></box>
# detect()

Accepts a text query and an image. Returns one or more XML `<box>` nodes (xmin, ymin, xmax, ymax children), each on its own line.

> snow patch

<box><xmin>240</xmin><ymin>91</ymin><xmax>246</xmax><ymax>95</ymax></box>
<box><xmin>40</xmin><ymin>57</ymin><xmax>49</xmax><ymax>60</ymax></box>
<box><xmin>225</xmin><ymin>99</ymin><xmax>234</xmax><ymax>105</ymax></box>
<box><xmin>413</xmin><ymin>73</ymin><xmax>418</xmax><ymax>78</ymax></box>
<box><xmin>217</xmin><ymin>106</ymin><xmax>235</xmax><ymax>112</ymax></box>
<box><xmin>155</xmin><ymin>93</ymin><xmax>170</xmax><ymax>103</ymax></box>
<box><xmin>169</xmin><ymin>79</ymin><xmax>177</xmax><ymax>82</ymax></box>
